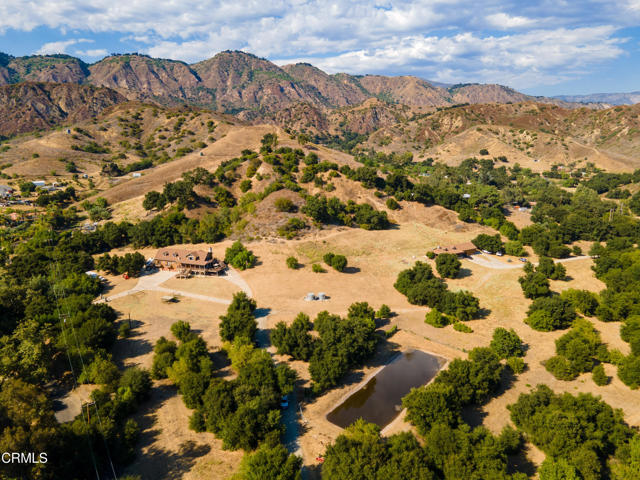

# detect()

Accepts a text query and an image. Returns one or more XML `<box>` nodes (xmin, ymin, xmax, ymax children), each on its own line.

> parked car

<box><xmin>519</xmin><ymin>258</ymin><xmax>527</xmax><ymax>262</ymax></box>
<box><xmin>496</xmin><ymin>252</ymin><xmax>503</xmax><ymax>256</ymax></box>
<box><xmin>481</xmin><ymin>249</ymin><xmax>493</xmax><ymax>254</ymax></box>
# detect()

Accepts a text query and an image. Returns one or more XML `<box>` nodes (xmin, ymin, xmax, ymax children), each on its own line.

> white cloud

<box><xmin>74</xmin><ymin>48</ymin><xmax>108</xmax><ymax>57</ymax></box>
<box><xmin>294</xmin><ymin>26</ymin><xmax>625</xmax><ymax>89</ymax></box>
<box><xmin>486</xmin><ymin>13</ymin><xmax>537</xmax><ymax>29</ymax></box>
<box><xmin>35</xmin><ymin>38</ymin><xmax>92</xmax><ymax>55</ymax></box>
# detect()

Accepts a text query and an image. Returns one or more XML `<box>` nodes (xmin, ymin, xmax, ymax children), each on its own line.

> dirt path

<box><xmin>467</xmin><ymin>253</ymin><xmax>590</xmax><ymax>270</ymax></box>
<box><xmin>96</xmin><ymin>269</ymin><xmax>247</xmax><ymax>305</ymax></box>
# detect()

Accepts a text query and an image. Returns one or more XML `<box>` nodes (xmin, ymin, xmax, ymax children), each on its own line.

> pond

<box><xmin>327</xmin><ymin>349</ymin><xmax>446</xmax><ymax>429</ymax></box>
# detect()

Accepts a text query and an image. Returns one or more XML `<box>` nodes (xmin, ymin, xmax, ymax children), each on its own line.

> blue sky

<box><xmin>0</xmin><ymin>1</ymin><xmax>639</xmax><ymax>96</ymax></box>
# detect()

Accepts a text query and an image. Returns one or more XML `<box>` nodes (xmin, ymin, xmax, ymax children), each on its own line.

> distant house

<box><xmin>0</xmin><ymin>185</ymin><xmax>14</xmax><ymax>198</ymax></box>
<box><xmin>132</xmin><ymin>172</ymin><xmax>142</xmax><ymax>178</ymax></box>
<box><xmin>154</xmin><ymin>247</ymin><xmax>227</xmax><ymax>275</ymax></box>
<box><xmin>433</xmin><ymin>242</ymin><xmax>478</xmax><ymax>257</ymax></box>
<box><xmin>32</xmin><ymin>180</ymin><xmax>46</xmax><ymax>187</ymax></box>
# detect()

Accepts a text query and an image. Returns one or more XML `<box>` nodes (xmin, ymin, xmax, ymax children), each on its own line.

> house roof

<box><xmin>433</xmin><ymin>242</ymin><xmax>478</xmax><ymax>255</ymax></box>
<box><xmin>154</xmin><ymin>248</ymin><xmax>216</xmax><ymax>267</ymax></box>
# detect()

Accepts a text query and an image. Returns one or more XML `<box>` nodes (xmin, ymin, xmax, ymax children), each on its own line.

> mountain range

<box><xmin>553</xmin><ymin>91</ymin><xmax>640</xmax><ymax>105</ymax></box>
<box><xmin>0</xmin><ymin>51</ymin><xmax>609</xmax><ymax>123</ymax></box>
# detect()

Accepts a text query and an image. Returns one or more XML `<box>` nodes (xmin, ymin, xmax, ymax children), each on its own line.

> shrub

<box><xmin>505</xmin><ymin>241</ymin><xmax>526</xmax><ymax>257</ymax></box>
<box><xmin>277</xmin><ymin>218</ymin><xmax>307</xmax><ymax>239</ymax></box>
<box><xmin>472</xmin><ymin>233</ymin><xmax>503</xmax><ymax>253</ymax></box>
<box><xmin>435</xmin><ymin>253</ymin><xmax>461</xmax><ymax>278</ymax></box>
<box><xmin>507</xmin><ymin>357</ymin><xmax>526</xmax><ymax>374</ymax></box>
<box><xmin>425</xmin><ymin>309</ymin><xmax>448</xmax><ymax>328</ymax></box>
<box><xmin>312</xmin><ymin>263</ymin><xmax>325</xmax><ymax>273</ymax></box>
<box><xmin>171</xmin><ymin>321</ymin><xmax>192</xmax><ymax>342</ymax></box>
<box><xmin>525</xmin><ymin>296</ymin><xmax>576</xmax><ymax>331</ymax></box>
<box><xmin>239</xmin><ymin>179</ymin><xmax>252</xmax><ymax>192</ymax></box>
<box><xmin>331</xmin><ymin>254</ymin><xmax>348</xmax><ymax>272</ymax></box>
<box><xmin>426</xmin><ymin>251</ymin><xmax>436</xmax><ymax>259</ymax></box>
<box><xmin>225</xmin><ymin>241</ymin><xmax>257</xmax><ymax>270</ymax></box>
<box><xmin>274</xmin><ymin>197</ymin><xmax>297</xmax><ymax>212</ymax></box>
<box><xmin>453</xmin><ymin>322</ymin><xmax>473</xmax><ymax>333</ymax></box>
<box><xmin>239</xmin><ymin>442</ymin><xmax>302</xmax><ymax>480</ymax></box>
<box><xmin>544</xmin><ymin>355</ymin><xmax>578</xmax><ymax>380</ymax></box>
<box><xmin>561</xmin><ymin>289</ymin><xmax>599</xmax><ymax>316</ymax></box>
<box><xmin>518</xmin><ymin>271</ymin><xmax>550</xmax><ymax>299</ymax></box>
<box><xmin>376</xmin><ymin>304</ymin><xmax>391</xmax><ymax>319</ymax></box>
<box><xmin>592</xmin><ymin>364</ymin><xmax>608</xmax><ymax>386</ymax></box>
<box><xmin>323</xmin><ymin>252</ymin><xmax>335</xmax><ymax>265</ymax></box>
<box><xmin>219</xmin><ymin>292</ymin><xmax>257</xmax><ymax>342</ymax></box>
<box><xmin>386</xmin><ymin>197</ymin><xmax>400</xmax><ymax>210</ymax></box>
<box><xmin>536</xmin><ymin>256</ymin><xmax>567</xmax><ymax>280</ymax></box>
<box><xmin>490</xmin><ymin>328</ymin><xmax>524</xmax><ymax>359</ymax></box>
<box><xmin>286</xmin><ymin>256</ymin><xmax>299</xmax><ymax>269</ymax></box>
<box><xmin>618</xmin><ymin>355</ymin><xmax>640</xmax><ymax>389</ymax></box>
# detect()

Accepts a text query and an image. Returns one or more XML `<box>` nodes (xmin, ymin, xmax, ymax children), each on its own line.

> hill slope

<box><xmin>0</xmin><ymin>82</ymin><xmax>125</xmax><ymax>136</ymax></box>
<box><xmin>0</xmin><ymin>51</ymin><xmax>605</xmax><ymax>119</ymax></box>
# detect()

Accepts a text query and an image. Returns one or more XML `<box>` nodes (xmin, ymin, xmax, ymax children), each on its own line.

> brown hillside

<box><xmin>281</xmin><ymin>63</ymin><xmax>368</xmax><ymax>107</ymax></box>
<box><xmin>88</xmin><ymin>55</ymin><xmax>202</xmax><ymax>104</ymax></box>
<box><xmin>0</xmin><ymin>82</ymin><xmax>125</xmax><ymax>136</ymax></box>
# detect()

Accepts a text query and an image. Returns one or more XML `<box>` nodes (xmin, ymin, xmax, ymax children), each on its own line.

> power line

<box><xmin>52</xmin><ymin>259</ymin><xmax>119</xmax><ymax>480</ymax></box>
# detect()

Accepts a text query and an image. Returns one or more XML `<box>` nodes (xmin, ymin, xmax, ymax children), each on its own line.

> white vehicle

<box><xmin>481</xmin><ymin>249</ymin><xmax>492</xmax><ymax>254</ymax></box>
<box><xmin>496</xmin><ymin>252</ymin><xmax>503</xmax><ymax>257</ymax></box>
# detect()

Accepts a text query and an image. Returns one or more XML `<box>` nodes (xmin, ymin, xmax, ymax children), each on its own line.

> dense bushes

<box><xmin>272</xmin><ymin>304</ymin><xmax>378</xmax><ymax>394</ymax></box>
<box><xmin>322</xmin><ymin>421</ymin><xmax>436</xmax><ymax>480</ymax></box>
<box><xmin>395</xmin><ymin>262</ymin><xmax>480</xmax><ymax>321</ymax></box>
<box><xmin>525</xmin><ymin>296</ymin><xmax>576</xmax><ymax>331</ymax></box>
<box><xmin>404</xmin><ymin>347</ymin><xmax>503</xmax><ymax>434</ymax></box>
<box><xmin>302</xmin><ymin>194</ymin><xmax>390</xmax><ymax>230</ymax></box>
<box><xmin>219</xmin><ymin>292</ymin><xmax>257</xmax><ymax>342</ymax></box>
<box><xmin>225</xmin><ymin>241</ymin><xmax>257</xmax><ymax>270</ymax></box>
<box><xmin>153</xmin><ymin>320</ymin><xmax>294</xmax><ymax>451</ymax></box>
<box><xmin>435</xmin><ymin>253</ymin><xmax>461</xmax><ymax>278</ymax></box>
<box><xmin>472</xmin><ymin>233</ymin><xmax>503</xmax><ymax>253</ymax></box>
<box><xmin>490</xmin><ymin>327</ymin><xmax>524</xmax><ymax>359</ymax></box>
<box><xmin>323</xmin><ymin>252</ymin><xmax>348</xmax><ymax>272</ymax></box>
<box><xmin>96</xmin><ymin>251</ymin><xmax>145</xmax><ymax>276</ymax></box>
<box><xmin>271</xmin><ymin>313</ymin><xmax>317</xmax><ymax>361</ymax></box>
<box><xmin>509</xmin><ymin>385</ymin><xmax>637</xmax><ymax>480</ymax></box>
<box><xmin>238</xmin><ymin>441</ymin><xmax>302</xmax><ymax>480</ymax></box>
<box><xmin>545</xmin><ymin>318</ymin><xmax>606</xmax><ymax>381</ymax></box>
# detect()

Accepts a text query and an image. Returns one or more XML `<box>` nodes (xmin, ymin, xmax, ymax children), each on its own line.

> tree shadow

<box><xmin>121</xmin><ymin>384</ymin><xmax>212</xmax><ymax>480</ymax></box>
<box><xmin>457</xmin><ymin>268</ymin><xmax>473</xmax><ymax>279</ymax></box>
<box><xmin>475</xmin><ymin>307</ymin><xmax>492</xmax><ymax>319</ymax></box>
<box><xmin>255</xmin><ymin>307</ymin><xmax>271</xmax><ymax>318</ymax></box>
<box><xmin>494</xmin><ymin>365</ymin><xmax>518</xmax><ymax>397</ymax></box>
<box><xmin>342</xmin><ymin>266</ymin><xmax>361</xmax><ymax>274</ymax></box>
<box><xmin>111</xmin><ymin>336</ymin><xmax>153</xmax><ymax>369</ymax></box>
<box><xmin>507</xmin><ymin>447</ymin><xmax>538</xmax><ymax>477</ymax></box>
<box><xmin>461</xmin><ymin>405</ymin><xmax>488</xmax><ymax>428</ymax></box>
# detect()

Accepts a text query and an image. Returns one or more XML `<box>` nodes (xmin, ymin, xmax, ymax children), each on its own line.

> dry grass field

<box><xmin>95</xmin><ymin>215</ymin><xmax>640</xmax><ymax>478</ymax></box>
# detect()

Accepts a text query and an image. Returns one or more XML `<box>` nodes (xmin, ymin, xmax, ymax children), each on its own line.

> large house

<box><xmin>433</xmin><ymin>242</ymin><xmax>478</xmax><ymax>257</ymax></box>
<box><xmin>154</xmin><ymin>247</ymin><xmax>227</xmax><ymax>275</ymax></box>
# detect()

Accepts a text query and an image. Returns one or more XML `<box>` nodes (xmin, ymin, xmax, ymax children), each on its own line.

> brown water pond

<box><xmin>327</xmin><ymin>349</ymin><xmax>446</xmax><ymax>428</ymax></box>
